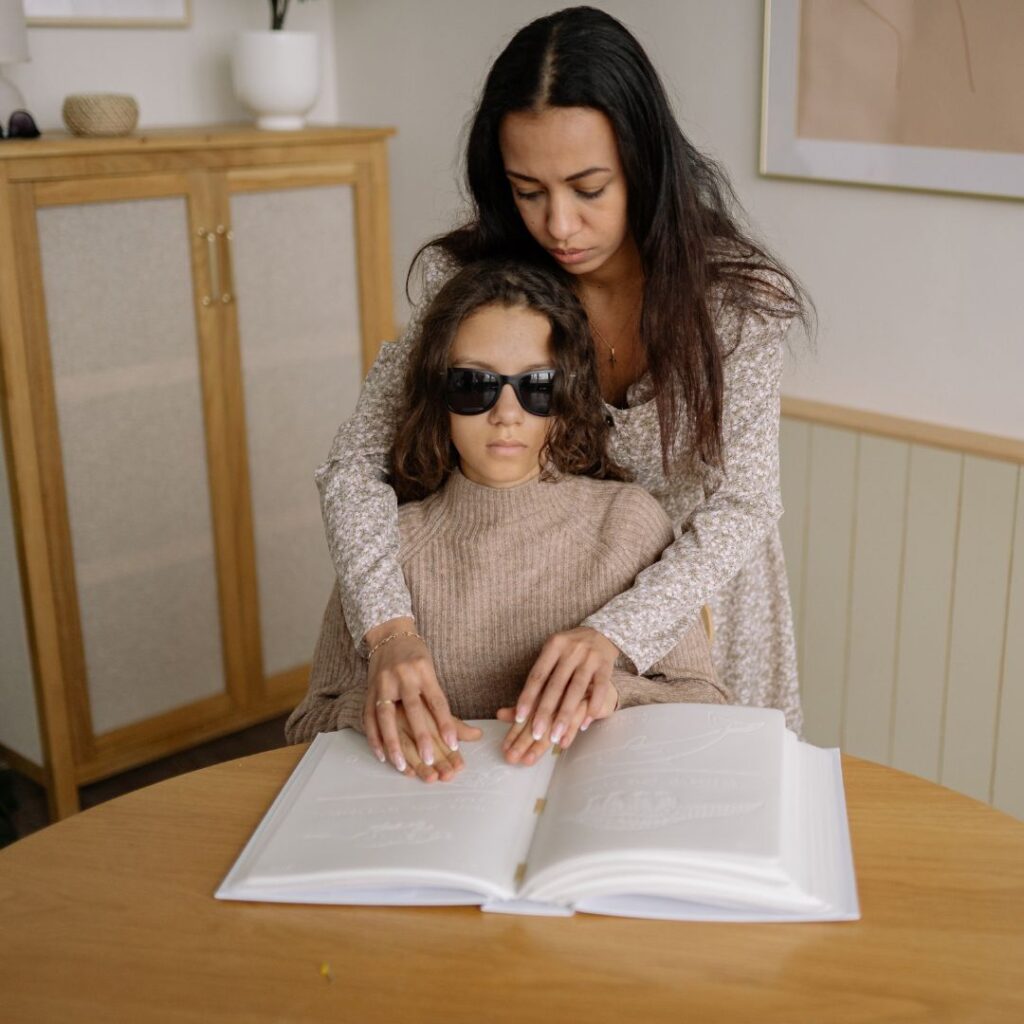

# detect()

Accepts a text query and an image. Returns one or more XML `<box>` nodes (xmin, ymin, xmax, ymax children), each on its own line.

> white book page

<box><xmin>572</xmin><ymin>742</ymin><xmax>860</xmax><ymax>921</ymax></box>
<box><xmin>218</xmin><ymin>721</ymin><xmax>556</xmax><ymax>902</ymax></box>
<box><xmin>520</xmin><ymin>705</ymin><xmax>786</xmax><ymax>901</ymax></box>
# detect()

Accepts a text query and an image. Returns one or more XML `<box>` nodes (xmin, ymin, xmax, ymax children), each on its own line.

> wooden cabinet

<box><xmin>0</xmin><ymin>126</ymin><xmax>395</xmax><ymax>818</ymax></box>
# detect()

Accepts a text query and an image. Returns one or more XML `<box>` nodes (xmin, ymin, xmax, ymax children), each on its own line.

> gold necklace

<box><xmin>591</xmin><ymin>322</ymin><xmax>617</xmax><ymax>366</ymax></box>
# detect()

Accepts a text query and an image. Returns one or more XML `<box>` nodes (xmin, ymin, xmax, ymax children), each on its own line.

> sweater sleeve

<box><xmin>593</xmin><ymin>485</ymin><xmax>730</xmax><ymax>709</ymax></box>
<box><xmin>314</xmin><ymin>253</ymin><xmax>453</xmax><ymax>651</ymax></box>
<box><xmin>583</xmin><ymin>291</ymin><xmax>793</xmax><ymax>673</ymax></box>
<box><xmin>611</xmin><ymin>632</ymin><xmax>731</xmax><ymax>710</ymax></box>
<box><xmin>285</xmin><ymin>583</ymin><xmax>370</xmax><ymax>742</ymax></box>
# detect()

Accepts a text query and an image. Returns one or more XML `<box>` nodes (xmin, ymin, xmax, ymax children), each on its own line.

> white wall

<box><xmin>8</xmin><ymin>0</ymin><xmax>340</xmax><ymax>130</ymax></box>
<box><xmin>331</xmin><ymin>0</ymin><xmax>1024</xmax><ymax>441</ymax></box>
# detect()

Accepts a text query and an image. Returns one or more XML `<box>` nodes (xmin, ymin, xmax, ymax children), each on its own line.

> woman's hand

<box><xmin>498</xmin><ymin>627</ymin><xmax>620</xmax><ymax>762</ymax></box>
<box><xmin>497</xmin><ymin>676</ymin><xmax>618</xmax><ymax>764</ymax></box>
<box><xmin>363</xmin><ymin>617</ymin><xmax>464</xmax><ymax>772</ymax></box>
<box><xmin>370</xmin><ymin>703</ymin><xmax>482</xmax><ymax>782</ymax></box>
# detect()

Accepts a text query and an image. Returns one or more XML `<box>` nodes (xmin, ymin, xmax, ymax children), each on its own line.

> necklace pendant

<box><xmin>609</xmin><ymin>348</ymin><xmax>616</xmax><ymax>366</ymax></box>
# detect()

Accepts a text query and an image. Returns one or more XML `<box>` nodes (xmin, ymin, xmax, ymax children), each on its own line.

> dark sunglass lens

<box><xmin>519</xmin><ymin>371</ymin><xmax>556</xmax><ymax>416</ymax></box>
<box><xmin>445</xmin><ymin>369</ymin><xmax>498</xmax><ymax>414</ymax></box>
<box><xmin>7</xmin><ymin>111</ymin><xmax>40</xmax><ymax>139</ymax></box>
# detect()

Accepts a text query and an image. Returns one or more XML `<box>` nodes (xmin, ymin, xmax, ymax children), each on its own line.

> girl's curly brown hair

<box><xmin>389</xmin><ymin>260</ymin><xmax>630</xmax><ymax>503</ymax></box>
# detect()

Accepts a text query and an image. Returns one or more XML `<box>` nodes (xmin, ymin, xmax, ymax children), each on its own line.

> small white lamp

<box><xmin>0</xmin><ymin>0</ymin><xmax>29</xmax><ymax>127</ymax></box>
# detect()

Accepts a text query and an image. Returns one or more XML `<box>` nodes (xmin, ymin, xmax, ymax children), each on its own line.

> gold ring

<box><xmin>375</xmin><ymin>699</ymin><xmax>397</xmax><ymax>708</ymax></box>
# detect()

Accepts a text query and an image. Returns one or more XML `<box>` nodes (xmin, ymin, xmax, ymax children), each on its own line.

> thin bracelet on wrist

<box><xmin>367</xmin><ymin>629</ymin><xmax>425</xmax><ymax>659</ymax></box>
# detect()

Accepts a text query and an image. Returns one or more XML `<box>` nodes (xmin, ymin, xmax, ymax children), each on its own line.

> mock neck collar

<box><xmin>434</xmin><ymin>467</ymin><xmax>574</xmax><ymax>528</ymax></box>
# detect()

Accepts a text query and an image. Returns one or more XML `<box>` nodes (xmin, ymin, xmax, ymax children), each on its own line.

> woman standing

<box><xmin>316</xmin><ymin>7</ymin><xmax>807</xmax><ymax>774</ymax></box>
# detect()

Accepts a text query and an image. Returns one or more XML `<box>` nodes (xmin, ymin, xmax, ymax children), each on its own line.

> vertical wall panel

<box><xmin>941</xmin><ymin>456</ymin><xmax>1018</xmax><ymax>801</ymax></box>
<box><xmin>778</xmin><ymin>418</ymin><xmax>811</xmax><ymax>667</ymax></box>
<box><xmin>799</xmin><ymin>426</ymin><xmax>858</xmax><ymax>747</ymax></box>
<box><xmin>890</xmin><ymin>446</ymin><xmax>962</xmax><ymax>781</ymax></box>
<box><xmin>781</xmin><ymin>410</ymin><xmax>1022</xmax><ymax>814</ymax></box>
<box><xmin>842</xmin><ymin>437</ymin><xmax>909</xmax><ymax>763</ymax></box>
<box><xmin>993</xmin><ymin>469</ymin><xmax>1023</xmax><ymax>818</ymax></box>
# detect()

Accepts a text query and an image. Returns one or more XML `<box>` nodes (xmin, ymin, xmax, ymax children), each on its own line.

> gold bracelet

<box><xmin>367</xmin><ymin>629</ymin><xmax>425</xmax><ymax>659</ymax></box>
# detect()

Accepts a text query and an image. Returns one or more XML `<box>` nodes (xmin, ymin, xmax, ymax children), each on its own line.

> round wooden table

<box><xmin>1</xmin><ymin>748</ymin><xmax>1022</xmax><ymax>1023</ymax></box>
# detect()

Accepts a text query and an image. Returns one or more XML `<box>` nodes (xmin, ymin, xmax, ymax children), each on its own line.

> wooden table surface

<box><xmin>1</xmin><ymin>747</ymin><xmax>1022</xmax><ymax>1024</ymax></box>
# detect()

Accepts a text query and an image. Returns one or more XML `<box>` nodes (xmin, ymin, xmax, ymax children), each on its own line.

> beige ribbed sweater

<box><xmin>286</xmin><ymin>470</ymin><xmax>728</xmax><ymax>743</ymax></box>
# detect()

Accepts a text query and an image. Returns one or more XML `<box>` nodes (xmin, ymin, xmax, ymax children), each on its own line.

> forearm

<box><xmin>315</xmin><ymin>334</ymin><xmax>418</xmax><ymax>648</ymax></box>
<box><xmin>284</xmin><ymin>689</ymin><xmax>365</xmax><ymax>743</ymax></box>
<box><xmin>584</xmin><ymin>490</ymin><xmax>780</xmax><ymax>672</ymax></box>
<box><xmin>585</xmin><ymin>305</ymin><xmax>791</xmax><ymax>673</ymax></box>
<box><xmin>612</xmin><ymin>670</ymin><xmax>727</xmax><ymax>710</ymax></box>
<box><xmin>316</xmin><ymin>252</ymin><xmax>454</xmax><ymax>649</ymax></box>
<box><xmin>316</xmin><ymin>428</ymin><xmax>413</xmax><ymax>649</ymax></box>
<box><xmin>611</xmin><ymin>620</ymin><xmax>730</xmax><ymax>710</ymax></box>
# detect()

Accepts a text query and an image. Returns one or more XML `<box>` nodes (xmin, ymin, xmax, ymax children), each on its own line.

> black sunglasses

<box><xmin>1</xmin><ymin>111</ymin><xmax>40</xmax><ymax>140</ymax></box>
<box><xmin>444</xmin><ymin>367</ymin><xmax>558</xmax><ymax>417</ymax></box>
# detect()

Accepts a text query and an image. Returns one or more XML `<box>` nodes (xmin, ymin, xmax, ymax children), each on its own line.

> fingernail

<box><xmin>550</xmin><ymin>722</ymin><xmax>564</xmax><ymax>744</ymax></box>
<box><xmin>581</xmin><ymin>717</ymin><xmax>593</xmax><ymax>732</ymax></box>
<box><xmin>394</xmin><ymin>754</ymin><xmax>406</xmax><ymax>772</ymax></box>
<box><xmin>422</xmin><ymin>747</ymin><xmax>434</xmax><ymax>766</ymax></box>
<box><xmin>374</xmin><ymin>748</ymin><xmax>386</xmax><ymax>763</ymax></box>
<box><xmin>515</xmin><ymin>708</ymin><xmax>527</xmax><ymax>724</ymax></box>
<box><xmin>532</xmin><ymin>722</ymin><xmax>546</xmax><ymax>741</ymax></box>
<box><xmin>444</xmin><ymin>732</ymin><xmax>458</xmax><ymax>751</ymax></box>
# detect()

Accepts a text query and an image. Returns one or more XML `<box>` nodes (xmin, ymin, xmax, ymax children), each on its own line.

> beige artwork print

<box><xmin>797</xmin><ymin>0</ymin><xmax>1024</xmax><ymax>155</ymax></box>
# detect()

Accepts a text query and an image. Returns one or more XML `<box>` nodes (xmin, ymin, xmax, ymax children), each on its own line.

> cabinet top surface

<box><xmin>0</xmin><ymin>123</ymin><xmax>395</xmax><ymax>162</ymax></box>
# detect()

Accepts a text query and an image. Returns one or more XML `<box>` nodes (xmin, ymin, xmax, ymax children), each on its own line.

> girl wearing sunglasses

<box><xmin>287</xmin><ymin>261</ymin><xmax>727</xmax><ymax>779</ymax></box>
<box><xmin>315</xmin><ymin>7</ymin><xmax>809</xmax><ymax>776</ymax></box>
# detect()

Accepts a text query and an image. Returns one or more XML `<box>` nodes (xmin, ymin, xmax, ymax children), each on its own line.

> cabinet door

<box><xmin>220</xmin><ymin>159</ymin><xmax>393</xmax><ymax>697</ymax></box>
<box><xmin>23</xmin><ymin>173</ymin><xmax>242</xmax><ymax>773</ymax></box>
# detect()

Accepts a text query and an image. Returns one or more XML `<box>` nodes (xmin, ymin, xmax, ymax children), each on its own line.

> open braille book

<box><xmin>216</xmin><ymin>704</ymin><xmax>859</xmax><ymax>921</ymax></box>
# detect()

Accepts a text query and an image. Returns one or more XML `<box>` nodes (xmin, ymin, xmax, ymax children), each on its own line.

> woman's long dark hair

<box><xmin>412</xmin><ymin>5</ymin><xmax>809</xmax><ymax>474</ymax></box>
<box><xmin>390</xmin><ymin>260</ymin><xmax>630</xmax><ymax>503</ymax></box>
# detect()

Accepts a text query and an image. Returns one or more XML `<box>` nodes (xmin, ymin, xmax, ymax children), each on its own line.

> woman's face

<box><xmin>499</xmin><ymin>106</ymin><xmax>635</xmax><ymax>281</ymax></box>
<box><xmin>448</xmin><ymin>302</ymin><xmax>554</xmax><ymax>490</ymax></box>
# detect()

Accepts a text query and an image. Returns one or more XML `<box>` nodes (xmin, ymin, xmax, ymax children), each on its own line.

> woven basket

<box><xmin>62</xmin><ymin>94</ymin><xmax>139</xmax><ymax>137</ymax></box>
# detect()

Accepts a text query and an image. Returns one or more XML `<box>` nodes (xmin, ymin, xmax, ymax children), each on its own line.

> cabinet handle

<box><xmin>198</xmin><ymin>227</ymin><xmax>220</xmax><ymax>308</ymax></box>
<box><xmin>217</xmin><ymin>224</ymin><xmax>234</xmax><ymax>305</ymax></box>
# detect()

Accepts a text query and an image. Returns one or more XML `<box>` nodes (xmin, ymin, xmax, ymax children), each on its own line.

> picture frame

<box><xmin>25</xmin><ymin>0</ymin><xmax>191</xmax><ymax>29</ymax></box>
<box><xmin>760</xmin><ymin>0</ymin><xmax>1024</xmax><ymax>201</ymax></box>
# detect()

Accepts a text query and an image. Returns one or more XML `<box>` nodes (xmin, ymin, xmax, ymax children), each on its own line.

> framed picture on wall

<box><xmin>25</xmin><ymin>1</ymin><xmax>190</xmax><ymax>28</ymax></box>
<box><xmin>760</xmin><ymin>0</ymin><xmax>1024</xmax><ymax>201</ymax></box>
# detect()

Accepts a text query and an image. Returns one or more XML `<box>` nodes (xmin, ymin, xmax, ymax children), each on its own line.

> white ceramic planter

<box><xmin>232</xmin><ymin>30</ymin><xmax>321</xmax><ymax>131</ymax></box>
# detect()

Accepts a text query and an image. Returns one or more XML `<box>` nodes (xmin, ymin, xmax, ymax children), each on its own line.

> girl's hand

<box><xmin>363</xmin><ymin>618</ymin><xmax>462</xmax><ymax>772</ymax></box>
<box><xmin>373</xmin><ymin>703</ymin><xmax>482</xmax><ymax>782</ymax></box>
<box><xmin>499</xmin><ymin>627</ymin><xmax>620</xmax><ymax>761</ymax></box>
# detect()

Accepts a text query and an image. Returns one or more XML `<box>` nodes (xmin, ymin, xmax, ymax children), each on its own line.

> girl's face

<box><xmin>499</xmin><ymin>106</ymin><xmax>636</xmax><ymax>281</ymax></box>
<box><xmin>447</xmin><ymin>303</ymin><xmax>555</xmax><ymax>489</ymax></box>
